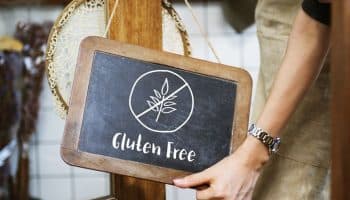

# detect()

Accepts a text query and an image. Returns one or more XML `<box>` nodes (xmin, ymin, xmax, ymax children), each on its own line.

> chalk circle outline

<box><xmin>129</xmin><ymin>69</ymin><xmax>194</xmax><ymax>133</ymax></box>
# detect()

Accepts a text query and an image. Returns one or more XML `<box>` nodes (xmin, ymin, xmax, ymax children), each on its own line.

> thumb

<box><xmin>173</xmin><ymin>171</ymin><xmax>210</xmax><ymax>188</ymax></box>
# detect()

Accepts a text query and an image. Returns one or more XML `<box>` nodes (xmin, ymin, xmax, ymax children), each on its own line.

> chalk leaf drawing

<box><xmin>147</xmin><ymin>78</ymin><xmax>177</xmax><ymax>122</ymax></box>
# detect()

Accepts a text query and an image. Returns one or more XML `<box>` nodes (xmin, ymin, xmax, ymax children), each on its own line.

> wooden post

<box><xmin>331</xmin><ymin>1</ymin><xmax>350</xmax><ymax>200</ymax></box>
<box><xmin>107</xmin><ymin>0</ymin><xmax>162</xmax><ymax>49</ymax></box>
<box><xmin>106</xmin><ymin>0</ymin><xmax>165</xmax><ymax>199</ymax></box>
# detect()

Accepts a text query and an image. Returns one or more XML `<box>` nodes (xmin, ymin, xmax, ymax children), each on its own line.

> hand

<box><xmin>173</xmin><ymin>136</ymin><xmax>269</xmax><ymax>200</ymax></box>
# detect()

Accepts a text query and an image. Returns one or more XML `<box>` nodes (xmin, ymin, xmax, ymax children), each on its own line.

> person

<box><xmin>173</xmin><ymin>0</ymin><xmax>331</xmax><ymax>199</ymax></box>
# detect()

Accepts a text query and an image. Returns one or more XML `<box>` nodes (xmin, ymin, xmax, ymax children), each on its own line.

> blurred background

<box><xmin>0</xmin><ymin>0</ymin><xmax>259</xmax><ymax>199</ymax></box>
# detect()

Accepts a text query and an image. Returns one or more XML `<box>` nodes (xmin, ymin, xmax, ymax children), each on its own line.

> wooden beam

<box><xmin>331</xmin><ymin>0</ymin><xmax>350</xmax><ymax>200</ymax></box>
<box><xmin>106</xmin><ymin>0</ymin><xmax>165</xmax><ymax>199</ymax></box>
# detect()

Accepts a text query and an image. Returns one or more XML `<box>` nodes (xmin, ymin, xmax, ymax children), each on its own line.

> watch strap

<box><xmin>248</xmin><ymin>124</ymin><xmax>281</xmax><ymax>154</ymax></box>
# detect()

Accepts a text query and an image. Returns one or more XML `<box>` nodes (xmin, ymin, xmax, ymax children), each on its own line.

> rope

<box><xmin>104</xmin><ymin>0</ymin><xmax>120</xmax><ymax>38</ymax></box>
<box><xmin>184</xmin><ymin>0</ymin><xmax>221</xmax><ymax>63</ymax></box>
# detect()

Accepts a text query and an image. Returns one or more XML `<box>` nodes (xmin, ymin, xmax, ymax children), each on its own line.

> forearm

<box><xmin>256</xmin><ymin>10</ymin><xmax>330</xmax><ymax>137</ymax></box>
<box><xmin>241</xmin><ymin>9</ymin><xmax>330</xmax><ymax>165</ymax></box>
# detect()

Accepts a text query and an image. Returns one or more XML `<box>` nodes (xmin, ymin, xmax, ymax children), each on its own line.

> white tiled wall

<box><xmin>0</xmin><ymin>1</ymin><xmax>260</xmax><ymax>200</ymax></box>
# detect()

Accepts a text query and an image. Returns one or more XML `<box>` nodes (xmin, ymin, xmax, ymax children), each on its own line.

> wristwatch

<box><xmin>248</xmin><ymin>123</ymin><xmax>281</xmax><ymax>155</ymax></box>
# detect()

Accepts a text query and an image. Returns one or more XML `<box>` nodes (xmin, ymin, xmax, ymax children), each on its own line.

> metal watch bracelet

<box><xmin>248</xmin><ymin>123</ymin><xmax>281</xmax><ymax>155</ymax></box>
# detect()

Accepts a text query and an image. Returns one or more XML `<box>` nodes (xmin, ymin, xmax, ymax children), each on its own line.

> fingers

<box><xmin>173</xmin><ymin>171</ymin><xmax>211</xmax><ymax>188</ymax></box>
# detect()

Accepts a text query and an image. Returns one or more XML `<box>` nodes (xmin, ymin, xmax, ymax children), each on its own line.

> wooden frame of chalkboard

<box><xmin>61</xmin><ymin>36</ymin><xmax>252</xmax><ymax>184</ymax></box>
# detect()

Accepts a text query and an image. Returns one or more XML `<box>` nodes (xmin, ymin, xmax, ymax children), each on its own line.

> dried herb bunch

<box><xmin>0</xmin><ymin>51</ymin><xmax>22</xmax><ymax>148</ymax></box>
<box><xmin>0</xmin><ymin>21</ymin><xmax>53</xmax><ymax>200</ymax></box>
<box><xmin>0</xmin><ymin>50</ymin><xmax>23</xmax><ymax>200</ymax></box>
<box><xmin>14</xmin><ymin>22</ymin><xmax>52</xmax><ymax>200</ymax></box>
<box><xmin>15</xmin><ymin>21</ymin><xmax>53</xmax><ymax>143</ymax></box>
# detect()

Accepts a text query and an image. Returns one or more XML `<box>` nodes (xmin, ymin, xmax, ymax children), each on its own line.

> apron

<box><xmin>252</xmin><ymin>0</ymin><xmax>331</xmax><ymax>199</ymax></box>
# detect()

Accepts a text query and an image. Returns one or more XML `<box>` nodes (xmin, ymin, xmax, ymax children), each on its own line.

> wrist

<box><xmin>239</xmin><ymin>135</ymin><xmax>270</xmax><ymax>170</ymax></box>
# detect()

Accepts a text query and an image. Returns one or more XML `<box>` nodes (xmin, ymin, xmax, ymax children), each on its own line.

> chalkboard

<box><xmin>61</xmin><ymin>36</ymin><xmax>252</xmax><ymax>183</ymax></box>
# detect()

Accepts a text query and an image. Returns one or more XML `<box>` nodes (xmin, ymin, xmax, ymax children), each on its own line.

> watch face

<box><xmin>271</xmin><ymin>138</ymin><xmax>281</xmax><ymax>153</ymax></box>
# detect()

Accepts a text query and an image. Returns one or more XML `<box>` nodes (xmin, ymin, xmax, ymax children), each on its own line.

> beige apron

<box><xmin>252</xmin><ymin>0</ymin><xmax>331</xmax><ymax>199</ymax></box>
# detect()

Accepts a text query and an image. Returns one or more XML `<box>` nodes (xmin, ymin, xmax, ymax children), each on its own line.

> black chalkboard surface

<box><xmin>78</xmin><ymin>51</ymin><xmax>237</xmax><ymax>172</ymax></box>
<box><xmin>61</xmin><ymin>36</ymin><xmax>251</xmax><ymax>183</ymax></box>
